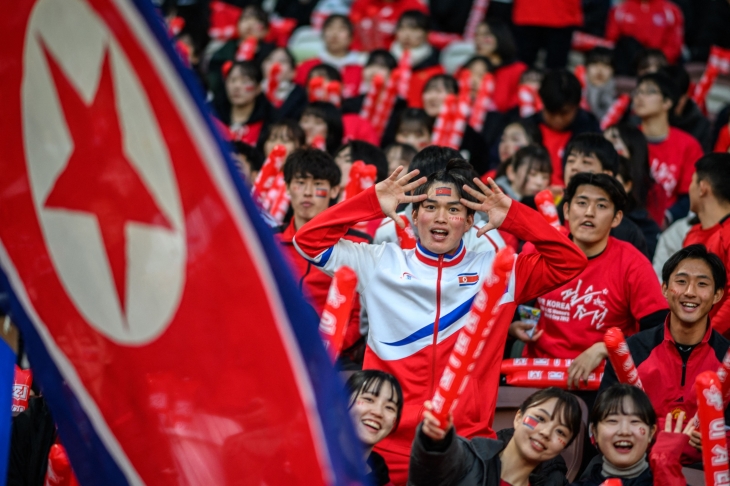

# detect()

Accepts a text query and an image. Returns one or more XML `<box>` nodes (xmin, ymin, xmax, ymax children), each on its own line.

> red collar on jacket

<box><xmin>414</xmin><ymin>240</ymin><xmax>466</xmax><ymax>267</ymax></box>
<box><xmin>278</xmin><ymin>219</ymin><xmax>297</xmax><ymax>243</ymax></box>
<box><xmin>662</xmin><ymin>315</ymin><xmax>713</xmax><ymax>345</ymax></box>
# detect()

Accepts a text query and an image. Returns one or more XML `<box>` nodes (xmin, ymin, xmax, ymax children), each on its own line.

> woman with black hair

<box><xmin>345</xmin><ymin>370</ymin><xmax>403</xmax><ymax>486</ymax></box>
<box><xmin>573</xmin><ymin>384</ymin><xmax>691</xmax><ymax>486</ymax></box>
<box><xmin>335</xmin><ymin>140</ymin><xmax>389</xmax><ymax>193</ymax></box>
<box><xmin>219</xmin><ymin>61</ymin><xmax>273</xmax><ymax>146</ymax></box>
<box><xmin>300</xmin><ymin>101</ymin><xmax>344</xmax><ymax>156</ymax></box>
<box><xmin>473</xmin><ymin>19</ymin><xmax>528</xmax><ymax>113</ymax></box>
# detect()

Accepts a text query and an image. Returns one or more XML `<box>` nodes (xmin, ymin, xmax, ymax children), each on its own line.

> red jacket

<box><xmin>275</xmin><ymin>219</ymin><xmax>372</xmax><ymax>350</ymax></box>
<box><xmin>349</xmin><ymin>0</ymin><xmax>429</xmax><ymax>51</ymax></box>
<box><xmin>512</xmin><ymin>0</ymin><xmax>583</xmax><ymax>28</ymax></box>
<box><xmin>606</xmin><ymin>0</ymin><xmax>684</xmax><ymax>64</ymax></box>
<box><xmin>293</xmin><ymin>188</ymin><xmax>587</xmax><ymax>484</ymax></box>
<box><xmin>492</xmin><ymin>61</ymin><xmax>527</xmax><ymax>113</ymax></box>
<box><xmin>600</xmin><ymin>318</ymin><xmax>730</xmax><ymax>465</ymax></box>
<box><xmin>707</xmin><ymin>214</ymin><xmax>730</xmax><ymax>336</ymax></box>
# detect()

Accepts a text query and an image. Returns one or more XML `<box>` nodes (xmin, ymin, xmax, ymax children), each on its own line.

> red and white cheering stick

<box><xmin>501</xmin><ymin>358</ymin><xmax>576</xmax><ymax>374</ymax></box>
<box><xmin>360</xmin><ymin>74</ymin><xmax>385</xmax><ymax>121</ymax></box>
<box><xmin>310</xmin><ymin>134</ymin><xmax>326</xmax><ymax>151</ymax></box>
<box><xmin>518</xmin><ymin>84</ymin><xmax>543</xmax><ymax>118</ymax></box>
<box><xmin>598</xmin><ymin>479</ymin><xmax>622</xmax><ymax>486</ymax></box>
<box><xmin>325</xmin><ymin>80</ymin><xmax>342</xmax><ymax>107</ymax></box>
<box><xmin>430</xmin><ymin>247</ymin><xmax>515</xmax><ymax>427</ymax></box>
<box><xmin>604</xmin><ymin>327</ymin><xmax>644</xmax><ymax>389</ymax></box>
<box><xmin>469</xmin><ymin>73</ymin><xmax>495</xmax><ymax>132</ymax></box>
<box><xmin>371</xmin><ymin>73</ymin><xmax>400</xmax><ymax>140</ymax></box>
<box><xmin>432</xmin><ymin>94</ymin><xmax>455</xmax><ymax>147</ymax></box>
<box><xmin>308</xmin><ymin>76</ymin><xmax>326</xmax><ymax>103</ymax></box>
<box><xmin>395</xmin><ymin>215</ymin><xmax>417</xmax><ymax>249</ymax></box>
<box><xmin>505</xmin><ymin>367</ymin><xmax>603</xmax><ymax>390</ymax></box>
<box><xmin>463</xmin><ymin>0</ymin><xmax>489</xmax><ymax>40</ymax></box>
<box><xmin>573</xmin><ymin>65</ymin><xmax>590</xmax><ymax>111</ymax></box>
<box><xmin>343</xmin><ymin>160</ymin><xmax>377</xmax><ymax>200</ymax></box>
<box><xmin>534</xmin><ymin>189</ymin><xmax>563</xmax><ymax>230</ymax></box>
<box><xmin>396</xmin><ymin>50</ymin><xmax>412</xmax><ymax>100</ymax></box>
<box><xmin>12</xmin><ymin>366</ymin><xmax>32</xmax><ymax>413</ymax></box>
<box><xmin>571</xmin><ymin>31</ymin><xmax>615</xmax><ymax>51</ymax></box>
<box><xmin>692</xmin><ymin>46</ymin><xmax>730</xmax><ymax>108</ymax></box>
<box><xmin>266</xmin><ymin>62</ymin><xmax>283</xmax><ymax>107</ymax></box>
<box><xmin>695</xmin><ymin>371</ymin><xmax>730</xmax><ymax>486</ymax></box>
<box><xmin>319</xmin><ymin>266</ymin><xmax>358</xmax><ymax>360</ymax></box>
<box><xmin>235</xmin><ymin>35</ymin><xmax>257</xmax><ymax>61</ymax></box>
<box><xmin>717</xmin><ymin>348</ymin><xmax>730</xmax><ymax>402</ymax></box>
<box><xmin>252</xmin><ymin>144</ymin><xmax>287</xmax><ymax>203</ymax></box>
<box><xmin>600</xmin><ymin>94</ymin><xmax>631</xmax><ymax>130</ymax></box>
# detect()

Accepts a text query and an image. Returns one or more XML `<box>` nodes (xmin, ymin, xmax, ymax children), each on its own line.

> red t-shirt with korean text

<box><xmin>525</xmin><ymin>237</ymin><xmax>667</xmax><ymax>358</ymax></box>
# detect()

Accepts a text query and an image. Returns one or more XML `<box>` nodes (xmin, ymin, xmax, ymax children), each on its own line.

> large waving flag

<box><xmin>0</xmin><ymin>0</ymin><xmax>364</xmax><ymax>484</ymax></box>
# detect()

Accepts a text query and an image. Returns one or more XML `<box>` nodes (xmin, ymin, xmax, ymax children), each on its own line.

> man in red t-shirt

<box><xmin>515</xmin><ymin>173</ymin><xmax>668</xmax><ymax>387</ymax></box>
<box><xmin>275</xmin><ymin>148</ymin><xmax>371</xmax><ymax>358</ymax></box>
<box><xmin>687</xmin><ymin>154</ymin><xmax>730</xmax><ymax>336</ymax></box>
<box><xmin>529</xmin><ymin>70</ymin><xmax>600</xmax><ymax>187</ymax></box>
<box><xmin>634</xmin><ymin>71</ymin><xmax>703</xmax><ymax>229</ymax></box>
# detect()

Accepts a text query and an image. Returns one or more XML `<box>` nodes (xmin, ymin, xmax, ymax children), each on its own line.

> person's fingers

<box><xmin>462</xmin><ymin>184</ymin><xmax>488</xmax><ymax>202</ymax></box>
<box><xmin>665</xmin><ymin>412</ymin><xmax>673</xmax><ymax>433</ymax></box>
<box><xmin>388</xmin><ymin>211</ymin><xmax>405</xmax><ymax>228</ymax></box>
<box><xmin>398</xmin><ymin>168</ymin><xmax>421</xmax><ymax>184</ymax></box>
<box><xmin>423</xmin><ymin>400</ymin><xmax>433</xmax><ymax>411</ymax></box>
<box><xmin>675</xmin><ymin>412</ymin><xmax>685</xmax><ymax>433</ymax></box>
<box><xmin>472</xmin><ymin>177</ymin><xmax>494</xmax><ymax>196</ymax></box>
<box><xmin>683</xmin><ymin>422</ymin><xmax>695</xmax><ymax>436</ymax></box>
<box><xmin>389</xmin><ymin>166</ymin><xmax>404</xmax><ymax>180</ymax></box>
<box><xmin>530</xmin><ymin>329</ymin><xmax>544</xmax><ymax>342</ymax></box>
<box><xmin>402</xmin><ymin>176</ymin><xmax>428</xmax><ymax>193</ymax></box>
<box><xmin>476</xmin><ymin>222</ymin><xmax>495</xmax><ymax>238</ymax></box>
<box><xmin>404</xmin><ymin>193</ymin><xmax>429</xmax><ymax>204</ymax></box>
<box><xmin>485</xmin><ymin>177</ymin><xmax>504</xmax><ymax>195</ymax></box>
<box><xmin>460</xmin><ymin>198</ymin><xmax>484</xmax><ymax>212</ymax></box>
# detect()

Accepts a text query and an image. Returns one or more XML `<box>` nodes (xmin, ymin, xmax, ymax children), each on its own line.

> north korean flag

<box><xmin>0</xmin><ymin>1</ymin><xmax>364</xmax><ymax>484</ymax></box>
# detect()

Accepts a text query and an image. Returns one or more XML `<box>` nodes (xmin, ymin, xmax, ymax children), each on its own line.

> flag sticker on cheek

<box><xmin>315</xmin><ymin>188</ymin><xmax>329</xmax><ymax>198</ymax></box>
<box><xmin>435</xmin><ymin>187</ymin><xmax>452</xmax><ymax>196</ymax></box>
<box><xmin>523</xmin><ymin>415</ymin><xmax>540</xmax><ymax>430</ymax></box>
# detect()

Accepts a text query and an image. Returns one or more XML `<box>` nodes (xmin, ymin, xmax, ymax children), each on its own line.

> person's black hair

<box><xmin>396</xmin><ymin>9</ymin><xmax>430</xmax><ymax>32</ymax></box>
<box><xmin>564</xmin><ymin>172</ymin><xmax>628</xmax><ymax>215</ymax></box>
<box><xmin>563</xmin><ymin>133</ymin><xmax>620</xmax><ymax>175</ymax></box>
<box><xmin>637</xmin><ymin>70</ymin><xmax>678</xmax><ymax>109</ymax></box>
<box><xmin>616</xmin><ymin>156</ymin><xmax>637</xmax><ymax>210</ymax></box>
<box><xmin>346</xmin><ymin>370</ymin><xmax>404</xmax><ymax>432</ymax></box>
<box><xmin>696</xmin><ymin>153</ymin><xmax>730</xmax><ymax>204</ymax></box>
<box><xmin>226</xmin><ymin>60</ymin><xmax>263</xmax><ymax>84</ymax></box>
<box><xmin>482</xmin><ymin>19</ymin><xmax>518</xmax><ymax>64</ymax></box>
<box><xmin>396</xmin><ymin>108</ymin><xmax>434</xmax><ymax>137</ymax></box>
<box><xmin>323</xmin><ymin>13</ymin><xmax>354</xmax><ymax>35</ymax></box>
<box><xmin>257</xmin><ymin>119</ymin><xmax>306</xmax><ymax>154</ymax></box>
<box><xmin>634</xmin><ymin>48</ymin><xmax>668</xmax><ymax>76</ymax></box>
<box><xmin>264</xmin><ymin>46</ymin><xmax>296</xmax><ymax>70</ymax></box>
<box><xmin>409</xmin><ymin>146</ymin><xmax>464</xmax><ymax>178</ymax></box>
<box><xmin>662</xmin><ymin>244</ymin><xmax>728</xmax><ymax>292</ymax></box>
<box><xmin>661</xmin><ymin>65</ymin><xmax>690</xmax><ymax>97</ymax></box>
<box><xmin>337</xmin><ymin>141</ymin><xmax>390</xmax><ymax>183</ymax></box>
<box><xmin>301</xmin><ymin>102</ymin><xmax>344</xmax><ymax>156</ymax></box>
<box><xmin>308</xmin><ymin>63</ymin><xmax>342</xmax><ymax>83</ymax></box>
<box><xmin>412</xmin><ymin>159</ymin><xmax>479</xmax><ymax>216</ymax></box>
<box><xmin>539</xmin><ymin>69</ymin><xmax>582</xmax><ymax>113</ymax></box>
<box><xmin>585</xmin><ymin>47</ymin><xmax>615</xmax><ymax>69</ymax></box>
<box><xmin>366</xmin><ymin>49</ymin><xmax>397</xmax><ymax>71</ymax></box>
<box><xmin>423</xmin><ymin>73</ymin><xmax>459</xmax><ymax>95</ymax></box>
<box><xmin>232</xmin><ymin>141</ymin><xmax>265</xmax><ymax>173</ymax></box>
<box><xmin>240</xmin><ymin>4</ymin><xmax>269</xmax><ymax>29</ymax></box>
<box><xmin>519</xmin><ymin>387</ymin><xmax>583</xmax><ymax>447</ymax></box>
<box><xmin>283</xmin><ymin>147</ymin><xmax>341</xmax><ymax>187</ymax></box>
<box><xmin>502</xmin><ymin>120</ymin><xmax>543</xmax><ymax>147</ymax></box>
<box><xmin>591</xmin><ymin>384</ymin><xmax>657</xmax><ymax>430</ymax></box>
<box><xmin>386</xmin><ymin>143</ymin><xmax>418</xmax><ymax>166</ymax></box>
<box><xmin>606</xmin><ymin>124</ymin><xmax>652</xmax><ymax>210</ymax></box>
<box><xmin>504</xmin><ymin>145</ymin><xmax>553</xmax><ymax>193</ymax></box>
<box><xmin>462</xmin><ymin>55</ymin><xmax>494</xmax><ymax>74</ymax></box>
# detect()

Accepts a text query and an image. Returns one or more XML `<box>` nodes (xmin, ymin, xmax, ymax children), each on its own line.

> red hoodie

<box><xmin>606</xmin><ymin>0</ymin><xmax>684</xmax><ymax>64</ymax></box>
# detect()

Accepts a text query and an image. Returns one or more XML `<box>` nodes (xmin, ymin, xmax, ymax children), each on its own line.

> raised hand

<box><xmin>375</xmin><ymin>166</ymin><xmax>428</xmax><ymax>228</ymax></box>
<box><xmin>460</xmin><ymin>178</ymin><xmax>513</xmax><ymax>237</ymax></box>
<box><xmin>421</xmin><ymin>400</ymin><xmax>453</xmax><ymax>441</ymax></box>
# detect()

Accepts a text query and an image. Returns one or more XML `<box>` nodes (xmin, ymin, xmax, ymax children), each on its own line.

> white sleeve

<box><xmin>294</xmin><ymin>239</ymin><xmax>388</xmax><ymax>291</ymax></box>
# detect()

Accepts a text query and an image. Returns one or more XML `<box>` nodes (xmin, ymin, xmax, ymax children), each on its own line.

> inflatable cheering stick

<box><xmin>395</xmin><ymin>215</ymin><xmax>417</xmax><ymax>249</ymax></box>
<box><xmin>604</xmin><ymin>327</ymin><xmax>643</xmax><ymax>389</ymax></box>
<box><xmin>12</xmin><ymin>366</ymin><xmax>32</xmax><ymax>413</ymax></box>
<box><xmin>695</xmin><ymin>371</ymin><xmax>730</xmax><ymax>486</ymax></box>
<box><xmin>45</xmin><ymin>444</ymin><xmax>80</xmax><ymax>486</ymax></box>
<box><xmin>319</xmin><ymin>266</ymin><xmax>358</xmax><ymax>360</ymax></box>
<box><xmin>430</xmin><ymin>247</ymin><xmax>515</xmax><ymax>428</ymax></box>
<box><xmin>534</xmin><ymin>189</ymin><xmax>563</xmax><ymax>230</ymax></box>
<box><xmin>598</xmin><ymin>479</ymin><xmax>622</xmax><ymax>486</ymax></box>
<box><xmin>343</xmin><ymin>161</ymin><xmax>377</xmax><ymax>200</ymax></box>
<box><xmin>235</xmin><ymin>36</ymin><xmax>257</xmax><ymax>62</ymax></box>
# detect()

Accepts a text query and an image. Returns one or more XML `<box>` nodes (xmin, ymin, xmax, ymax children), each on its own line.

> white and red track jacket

<box><xmin>293</xmin><ymin>187</ymin><xmax>587</xmax><ymax>481</ymax></box>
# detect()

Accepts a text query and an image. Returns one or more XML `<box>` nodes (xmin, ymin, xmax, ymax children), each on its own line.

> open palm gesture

<box><xmin>460</xmin><ymin>178</ymin><xmax>513</xmax><ymax>236</ymax></box>
<box><xmin>375</xmin><ymin>166</ymin><xmax>428</xmax><ymax>228</ymax></box>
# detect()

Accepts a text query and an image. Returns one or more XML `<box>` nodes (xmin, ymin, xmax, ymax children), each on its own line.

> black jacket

<box><xmin>7</xmin><ymin>397</ymin><xmax>56</xmax><ymax>486</ymax></box>
<box><xmin>670</xmin><ymin>99</ymin><xmax>711</xmax><ymax>153</ymax></box>
<box><xmin>572</xmin><ymin>457</ymin><xmax>654</xmax><ymax>486</ymax></box>
<box><xmin>408</xmin><ymin>426</ymin><xmax>568</xmax><ymax>486</ymax></box>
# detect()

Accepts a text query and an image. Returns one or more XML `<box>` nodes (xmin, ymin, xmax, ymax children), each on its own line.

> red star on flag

<box><xmin>40</xmin><ymin>41</ymin><xmax>172</xmax><ymax>316</ymax></box>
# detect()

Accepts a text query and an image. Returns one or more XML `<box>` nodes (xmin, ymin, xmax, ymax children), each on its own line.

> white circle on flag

<box><xmin>21</xmin><ymin>0</ymin><xmax>186</xmax><ymax>345</ymax></box>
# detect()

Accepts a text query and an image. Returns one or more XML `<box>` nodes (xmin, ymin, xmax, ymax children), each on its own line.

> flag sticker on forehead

<box><xmin>435</xmin><ymin>186</ymin><xmax>453</xmax><ymax>196</ymax></box>
<box><xmin>0</xmin><ymin>0</ymin><xmax>364</xmax><ymax>484</ymax></box>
